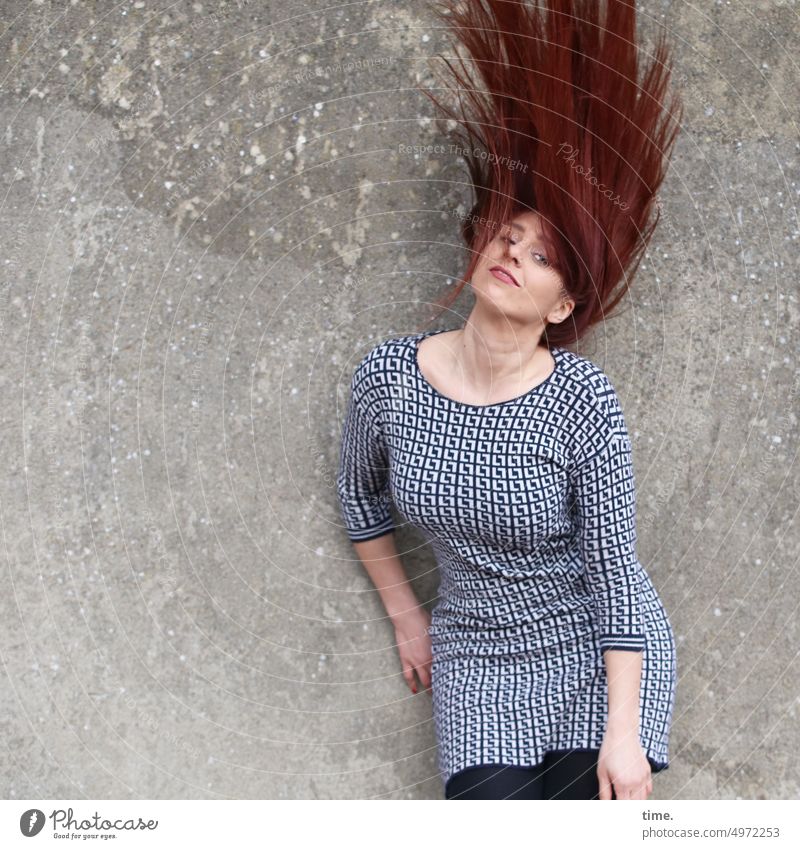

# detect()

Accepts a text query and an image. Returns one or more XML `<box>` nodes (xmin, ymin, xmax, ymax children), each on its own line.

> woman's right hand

<box><xmin>392</xmin><ymin>607</ymin><xmax>433</xmax><ymax>695</ymax></box>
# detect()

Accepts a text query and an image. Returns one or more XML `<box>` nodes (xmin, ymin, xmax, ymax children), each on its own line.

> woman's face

<box><xmin>471</xmin><ymin>210</ymin><xmax>574</xmax><ymax>332</ymax></box>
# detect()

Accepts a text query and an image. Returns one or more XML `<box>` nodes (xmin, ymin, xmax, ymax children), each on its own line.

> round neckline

<box><xmin>412</xmin><ymin>328</ymin><xmax>563</xmax><ymax>410</ymax></box>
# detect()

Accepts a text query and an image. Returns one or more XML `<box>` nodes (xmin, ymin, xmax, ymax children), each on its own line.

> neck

<box><xmin>449</xmin><ymin>311</ymin><xmax>551</xmax><ymax>390</ymax></box>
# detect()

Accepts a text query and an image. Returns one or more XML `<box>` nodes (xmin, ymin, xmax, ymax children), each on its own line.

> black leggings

<box><xmin>445</xmin><ymin>749</ymin><xmax>617</xmax><ymax>800</ymax></box>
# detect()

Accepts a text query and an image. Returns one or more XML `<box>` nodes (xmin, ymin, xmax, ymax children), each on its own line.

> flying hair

<box><xmin>419</xmin><ymin>0</ymin><xmax>683</xmax><ymax>348</ymax></box>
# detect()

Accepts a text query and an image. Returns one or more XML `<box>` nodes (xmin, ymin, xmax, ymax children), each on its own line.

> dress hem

<box><xmin>443</xmin><ymin>749</ymin><xmax>669</xmax><ymax>790</ymax></box>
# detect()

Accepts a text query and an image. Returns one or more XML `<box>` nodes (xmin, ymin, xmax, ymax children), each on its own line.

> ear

<box><xmin>547</xmin><ymin>296</ymin><xmax>575</xmax><ymax>325</ymax></box>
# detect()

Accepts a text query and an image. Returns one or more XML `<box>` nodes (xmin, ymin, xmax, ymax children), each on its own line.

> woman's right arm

<box><xmin>353</xmin><ymin>533</ymin><xmax>432</xmax><ymax>694</ymax></box>
<box><xmin>336</xmin><ymin>363</ymin><xmax>432</xmax><ymax>694</ymax></box>
<box><xmin>353</xmin><ymin>533</ymin><xmax>423</xmax><ymax>622</ymax></box>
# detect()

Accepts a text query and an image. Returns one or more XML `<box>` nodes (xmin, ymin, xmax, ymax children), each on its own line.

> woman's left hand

<box><xmin>597</xmin><ymin>729</ymin><xmax>653</xmax><ymax>800</ymax></box>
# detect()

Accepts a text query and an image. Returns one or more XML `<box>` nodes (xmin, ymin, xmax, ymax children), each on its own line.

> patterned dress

<box><xmin>336</xmin><ymin>328</ymin><xmax>677</xmax><ymax>790</ymax></box>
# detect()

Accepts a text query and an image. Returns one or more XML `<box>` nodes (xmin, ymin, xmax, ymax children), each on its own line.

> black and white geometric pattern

<box><xmin>336</xmin><ymin>328</ymin><xmax>677</xmax><ymax>788</ymax></box>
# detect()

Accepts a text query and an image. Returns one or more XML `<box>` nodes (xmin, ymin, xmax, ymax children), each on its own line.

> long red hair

<box><xmin>420</xmin><ymin>0</ymin><xmax>682</xmax><ymax>348</ymax></box>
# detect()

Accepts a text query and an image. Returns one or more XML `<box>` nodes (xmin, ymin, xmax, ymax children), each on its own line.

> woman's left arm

<box><xmin>568</xmin><ymin>378</ymin><xmax>653</xmax><ymax>800</ymax></box>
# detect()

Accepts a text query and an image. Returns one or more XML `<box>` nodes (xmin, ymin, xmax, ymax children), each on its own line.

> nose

<box><xmin>504</xmin><ymin>235</ymin><xmax>523</xmax><ymax>264</ymax></box>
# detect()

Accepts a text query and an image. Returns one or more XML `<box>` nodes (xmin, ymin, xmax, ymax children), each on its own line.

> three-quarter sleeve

<box><xmin>336</xmin><ymin>368</ymin><xmax>395</xmax><ymax>542</ymax></box>
<box><xmin>568</xmin><ymin>383</ymin><xmax>645</xmax><ymax>654</ymax></box>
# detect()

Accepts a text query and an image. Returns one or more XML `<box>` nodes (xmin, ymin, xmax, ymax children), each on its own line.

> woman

<box><xmin>337</xmin><ymin>0</ymin><xmax>681</xmax><ymax>800</ymax></box>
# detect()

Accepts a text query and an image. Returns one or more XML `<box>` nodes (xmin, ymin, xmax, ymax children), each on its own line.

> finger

<box><xmin>402</xmin><ymin>664</ymin><xmax>416</xmax><ymax>693</ymax></box>
<box><xmin>597</xmin><ymin>770</ymin><xmax>613</xmax><ymax>801</ymax></box>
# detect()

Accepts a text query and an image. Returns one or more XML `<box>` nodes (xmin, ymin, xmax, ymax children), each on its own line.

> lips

<box><xmin>489</xmin><ymin>265</ymin><xmax>520</xmax><ymax>287</ymax></box>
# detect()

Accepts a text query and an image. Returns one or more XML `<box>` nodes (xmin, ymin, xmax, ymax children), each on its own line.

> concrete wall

<box><xmin>1</xmin><ymin>0</ymin><xmax>797</xmax><ymax>799</ymax></box>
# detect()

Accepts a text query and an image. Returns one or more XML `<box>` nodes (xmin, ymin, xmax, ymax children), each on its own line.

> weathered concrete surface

<box><xmin>0</xmin><ymin>0</ymin><xmax>797</xmax><ymax>799</ymax></box>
